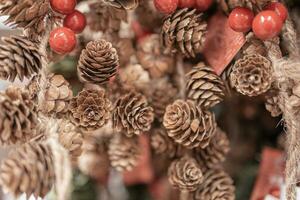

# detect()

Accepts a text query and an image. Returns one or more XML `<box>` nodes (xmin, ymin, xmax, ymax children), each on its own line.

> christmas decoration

<box><xmin>178</xmin><ymin>0</ymin><xmax>195</xmax><ymax>8</ymax></box>
<box><xmin>228</xmin><ymin>7</ymin><xmax>254</xmax><ymax>32</ymax></box>
<box><xmin>50</xmin><ymin>0</ymin><xmax>76</xmax><ymax>14</ymax></box>
<box><xmin>63</xmin><ymin>10</ymin><xmax>87</xmax><ymax>33</ymax></box>
<box><xmin>195</xmin><ymin>0</ymin><xmax>213</xmax><ymax>11</ymax></box>
<box><xmin>265</xmin><ymin>2</ymin><xmax>288</xmax><ymax>22</ymax></box>
<box><xmin>103</xmin><ymin>0</ymin><xmax>139</xmax><ymax>10</ymax></box>
<box><xmin>49</xmin><ymin>27</ymin><xmax>77</xmax><ymax>54</ymax></box>
<box><xmin>154</xmin><ymin>0</ymin><xmax>179</xmax><ymax>14</ymax></box>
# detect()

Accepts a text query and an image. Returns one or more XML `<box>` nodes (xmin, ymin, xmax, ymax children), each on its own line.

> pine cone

<box><xmin>137</xmin><ymin>34</ymin><xmax>174</xmax><ymax>78</ymax></box>
<box><xmin>108</xmin><ymin>135</ymin><xmax>140</xmax><ymax>172</ymax></box>
<box><xmin>186</xmin><ymin>63</ymin><xmax>226</xmax><ymax>109</ymax></box>
<box><xmin>58</xmin><ymin>120</ymin><xmax>83</xmax><ymax>162</ymax></box>
<box><xmin>265</xmin><ymin>88</ymin><xmax>282</xmax><ymax>117</ymax></box>
<box><xmin>230</xmin><ymin>54</ymin><xmax>272</xmax><ymax>97</ymax></box>
<box><xmin>69</xmin><ymin>88</ymin><xmax>112</xmax><ymax>131</ymax></box>
<box><xmin>0</xmin><ymin>86</ymin><xmax>38</xmax><ymax>145</ymax></box>
<box><xmin>168</xmin><ymin>156</ymin><xmax>203</xmax><ymax>191</ymax></box>
<box><xmin>194</xmin><ymin>128</ymin><xmax>230</xmax><ymax>170</ymax></box>
<box><xmin>103</xmin><ymin>0</ymin><xmax>139</xmax><ymax>9</ymax></box>
<box><xmin>218</xmin><ymin>0</ymin><xmax>253</xmax><ymax>14</ymax></box>
<box><xmin>114</xmin><ymin>38</ymin><xmax>135</xmax><ymax>67</ymax></box>
<box><xmin>192</xmin><ymin>168</ymin><xmax>235</xmax><ymax>200</ymax></box>
<box><xmin>0</xmin><ymin>143</ymin><xmax>55</xmax><ymax>197</ymax></box>
<box><xmin>0</xmin><ymin>0</ymin><xmax>52</xmax><ymax>36</ymax></box>
<box><xmin>161</xmin><ymin>8</ymin><xmax>207</xmax><ymax>58</ymax></box>
<box><xmin>0</xmin><ymin>36</ymin><xmax>43</xmax><ymax>81</ymax></box>
<box><xmin>87</xmin><ymin>2</ymin><xmax>127</xmax><ymax>32</ymax></box>
<box><xmin>113</xmin><ymin>91</ymin><xmax>154</xmax><ymax>136</ymax></box>
<box><xmin>41</xmin><ymin>73</ymin><xmax>73</xmax><ymax>116</ymax></box>
<box><xmin>163</xmin><ymin>100</ymin><xmax>216</xmax><ymax>149</ymax></box>
<box><xmin>78</xmin><ymin>39</ymin><xmax>119</xmax><ymax>85</ymax></box>
<box><xmin>242</xmin><ymin>33</ymin><xmax>267</xmax><ymax>57</ymax></box>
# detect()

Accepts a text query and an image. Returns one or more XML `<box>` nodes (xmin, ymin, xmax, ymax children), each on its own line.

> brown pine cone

<box><xmin>114</xmin><ymin>38</ymin><xmax>135</xmax><ymax>67</ymax></box>
<box><xmin>137</xmin><ymin>34</ymin><xmax>174</xmax><ymax>78</ymax></box>
<box><xmin>0</xmin><ymin>86</ymin><xmax>38</xmax><ymax>145</ymax></box>
<box><xmin>78</xmin><ymin>39</ymin><xmax>119</xmax><ymax>85</ymax></box>
<box><xmin>0</xmin><ymin>36</ymin><xmax>43</xmax><ymax>81</ymax></box>
<box><xmin>103</xmin><ymin>0</ymin><xmax>139</xmax><ymax>9</ymax></box>
<box><xmin>163</xmin><ymin>100</ymin><xmax>216</xmax><ymax>149</ymax></box>
<box><xmin>218</xmin><ymin>0</ymin><xmax>253</xmax><ymax>14</ymax></box>
<box><xmin>108</xmin><ymin>135</ymin><xmax>140</xmax><ymax>172</ymax></box>
<box><xmin>186</xmin><ymin>63</ymin><xmax>226</xmax><ymax>109</ymax></box>
<box><xmin>192</xmin><ymin>168</ymin><xmax>235</xmax><ymax>200</ymax></box>
<box><xmin>161</xmin><ymin>8</ymin><xmax>207</xmax><ymax>58</ymax></box>
<box><xmin>0</xmin><ymin>143</ymin><xmax>55</xmax><ymax>197</ymax></box>
<box><xmin>113</xmin><ymin>91</ymin><xmax>154</xmax><ymax>136</ymax></box>
<box><xmin>242</xmin><ymin>33</ymin><xmax>267</xmax><ymax>57</ymax></box>
<box><xmin>0</xmin><ymin>0</ymin><xmax>52</xmax><ymax>36</ymax></box>
<box><xmin>265</xmin><ymin>87</ymin><xmax>282</xmax><ymax>117</ymax></box>
<box><xmin>87</xmin><ymin>2</ymin><xmax>127</xmax><ymax>32</ymax></box>
<box><xmin>69</xmin><ymin>88</ymin><xmax>112</xmax><ymax>131</ymax></box>
<box><xmin>194</xmin><ymin>128</ymin><xmax>230</xmax><ymax>170</ymax></box>
<box><xmin>58</xmin><ymin>120</ymin><xmax>83</xmax><ymax>163</ymax></box>
<box><xmin>168</xmin><ymin>156</ymin><xmax>203</xmax><ymax>191</ymax></box>
<box><xmin>41</xmin><ymin>73</ymin><xmax>73</xmax><ymax>116</ymax></box>
<box><xmin>230</xmin><ymin>54</ymin><xmax>273</xmax><ymax>97</ymax></box>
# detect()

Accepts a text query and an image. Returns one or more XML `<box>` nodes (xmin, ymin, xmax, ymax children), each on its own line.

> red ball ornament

<box><xmin>195</xmin><ymin>0</ymin><xmax>213</xmax><ymax>11</ymax></box>
<box><xmin>63</xmin><ymin>10</ymin><xmax>86</xmax><ymax>33</ymax></box>
<box><xmin>265</xmin><ymin>2</ymin><xmax>288</xmax><ymax>22</ymax></box>
<box><xmin>49</xmin><ymin>27</ymin><xmax>77</xmax><ymax>54</ymax></box>
<box><xmin>50</xmin><ymin>0</ymin><xmax>76</xmax><ymax>15</ymax></box>
<box><xmin>178</xmin><ymin>0</ymin><xmax>195</xmax><ymax>8</ymax></box>
<box><xmin>252</xmin><ymin>10</ymin><xmax>283</xmax><ymax>40</ymax></box>
<box><xmin>154</xmin><ymin>0</ymin><xmax>179</xmax><ymax>14</ymax></box>
<box><xmin>228</xmin><ymin>7</ymin><xmax>254</xmax><ymax>32</ymax></box>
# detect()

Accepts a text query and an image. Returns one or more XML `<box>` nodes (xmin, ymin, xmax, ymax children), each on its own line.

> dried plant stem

<box><xmin>180</xmin><ymin>190</ymin><xmax>190</xmax><ymax>200</ymax></box>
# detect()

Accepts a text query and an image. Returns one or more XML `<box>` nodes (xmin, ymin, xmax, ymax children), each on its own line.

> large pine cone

<box><xmin>161</xmin><ymin>8</ymin><xmax>207</xmax><ymax>58</ymax></box>
<box><xmin>137</xmin><ymin>34</ymin><xmax>174</xmax><ymax>78</ymax></box>
<box><xmin>108</xmin><ymin>135</ymin><xmax>140</xmax><ymax>172</ymax></box>
<box><xmin>0</xmin><ymin>0</ymin><xmax>52</xmax><ymax>36</ymax></box>
<box><xmin>103</xmin><ymin>0</ymin><xmax>138</xmax><ymax>9</ymax></box>
<box><xmin>113</xmin><ymin>91</ymin><xmax>154</xmax><ymax>137</ymax></box>
<box><xmin>78</xmin><ymin>39</ymin><xmax>119</xmax><ymax>85</ymax></box>
<box><xmin>69</xmin><ymin>88</ymin><xmax>112</xmax><ymax>131</ymax></box>
<box><xmin>168</xmin><ymin>156</ymin><xmax>203</xmax><ymax>191</ymax></box>
<box><xmin>40</xmin><ymin>73</ymin><xmax>73</xmax><ymax>116</ymax></box>
<box><xmin>0</xmin><ymin>36</ymin><xmax>43</xmax><ymax>81</ymax></box>
<box><xmin>0</xmin><ymin>86</ymin><xmax>37</xmax><ymax>145</ymax></box>
<box><xmin>230</xmin><ymin>54</ymin><xmax>272</xmax><ymax>97</ymax></box>
<box><xmin>192</xmin><ymin>168</ymin><xmax>235</xmax><ymax>200</ymax></box>
<box><xmin>194</xmin><ymin>128</ymin><xmax>230</xmax><ymax>170</ymax></box>
<box><xmin>186</xmin><ymin>63</ymin><xmax>226</xmax><ymax>109</ymax></box>
<box><xmin>163</xmin><ymin>100</ymin><xmax>216</xmax><ymax>149</ymax></box>
<box><xmin>0</xmin><ymin>143</ymin><xmax>55</xmax><ymax>197</ymax></box>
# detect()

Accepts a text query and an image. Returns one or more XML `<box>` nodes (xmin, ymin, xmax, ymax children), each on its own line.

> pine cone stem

<box><xmin>180</xmin><ymin>190</ymin><xmax>190</xmax><ymax>200</ymax></box>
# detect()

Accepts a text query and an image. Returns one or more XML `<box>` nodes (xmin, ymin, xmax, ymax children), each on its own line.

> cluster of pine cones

<box><xmin>0</xmin><ymin>0</ymin><xmax>295</xmax><ymax>199</ymax></box>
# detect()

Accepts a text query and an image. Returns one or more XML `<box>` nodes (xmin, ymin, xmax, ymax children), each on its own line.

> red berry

<box><xmin>252</xmin><ymin>10</ymin><xmax>283</xmax><ymax>40</ymax></box>
<box><xmin>265</xmin><ymin>2</ymin><xmax>288</xmax><ymax>22</ymax></box>
<box><xmin>269</xmin><ymin>186</ymin><xmax>280</xmax><ymax>198</ymax></box>
<box><xmin>195</xmin><ymin>0</ymin><xmax>213</xmax><ymax>11</ymax></box>
<box><xmin>228</xmin><ymin>7</ymin><xmax>254</xmax><ymax>32</ymax></box>
<box><xmin>154</xmin><ymin>0</ymin><xmax>179</xmax><ymax>14</ymax></box>
<box><xmin>178</xmin><ymin>0</ymin><xmax>195</xmax><ymax>8</ymax></box>
<box><xmin>63</xmin><ymin>10</ymin><xmax>86</xmax><ymax>33</ymax></box>
<box><xmin>50</xmin><ymin>0</ymin><xmax>76</xmax><ymax>15</ymax></box>
<box><xmin>49</xmin><ymin>27</ymin><xmax>76</xmax><ymax>54</ymax></box>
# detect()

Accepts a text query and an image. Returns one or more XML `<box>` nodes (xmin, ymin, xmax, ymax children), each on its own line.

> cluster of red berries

<box><xmin>154</xmin><ymin>0</ymin><xmax>213</xmax><ymax>14</ymax></box>
<box><xmin>49</xmin><ymin>0</ymin><xmax>87</xmax><ymax>54</ymax></box>
<box><xmin>228</xmin><ymin>2</ymin><xmax>288</xmax><ymax>40</ymax></box>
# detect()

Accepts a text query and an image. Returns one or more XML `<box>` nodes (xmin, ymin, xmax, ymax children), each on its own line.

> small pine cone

<box><xmin>87</xmin><ymin>2</ymin><xmax>127</xmax><ymax>32</ymax></box>
<box><xmin>0</xmin><ymin>86</ymin><xmax>38</xmax><ymax>145</ymax></box>
<box><xmin>114</xmin><ymin>38</ymin><xmax>135</xmax><ymax>67</ymax></box>
<box><xmin>192</xmin><ymin>168</ymin><xmax>235</xmax><ymax>200</ymax></box>
<box><xmin>0</xmin><ymin>143</ymin><xmax>55</xmax><ymax>197</ymax></box>
<box><xmin>242</xmin><ymin>33</ymin><xmax>267</xmax><ymax>57</ymax></box>
<box><xmin>58</xmin><ymin>120</ymin><xmax>83</xmax><ymax>162</ymax></box>
<box><xmin>108</xmin><ymin>135</ymin><xmax>140</xmax><ymax>172</ymax></box>
<box><xmin>113</xmin><ymin>91</ymin><xmax>154</xmax><ymax>136</ymax></box>
<box><xmin>150</xmin><ymin>80</ymin><xmax>178</xmax><ymax>121</ymax></box>
<box><xmin>265</xmin><ymin>88</ymin><xmax>282</xmax><ymax>117</ymax></box>
<box><xmin>0</xmin><ymin>0</ymin><xmax>52</xmax><ymax>36</ymax></box>
<box><xmin>161</xmin><ymin>8</ymin><xmax>207</xmax><ymax>58</ymax></box>
<box><xmin>78</xmin><ymin>39</ymin><xmax>119</xmax><ymax>85</ymax></box>
<box><xmin>230</xmin><ymin>54</ymin><xmax>273</xmax><ymax>97</ymax></box>
<box><xmin>137</xmin><ymin>34</ymin><xmax>174</xmax><ymax>78</ymax></box>
<box><xmin>186</xmin><ymin>63</ymin><xmax>226</xmax><ymax>109</ymax></box>
<box><xmin>0</xmin><ymin>36</ymin><xmax>43</xmax><ymax>81</ymax></box>
<box><xmin>163</xmin><ymin>100</ymin><xmax>216</xmax><ymax>149</ymax></box>
<box><xmin>69</xmin><ymin>88</ymin><xmax>112</xmax><ymax>131</ymax></box>
<box><xmin>194</xmin><ymin>128</ymin><xmax>230</xmax><ymax>170</ymax></box>
<box><xmin>103</xmin><ymin>0</ymin><xmax>139</xmax><ymax>9</ymax></box>
<box><xmin>41</xmin><ymin>73</ymin><xmax>73</xmax><ymax>116</ymax></box>
<box><xmin>168</xmin><ymin>156</ymin><xmax>203</xmax><ymax>191</ymax></box>
<box><xmin>217</xmin><ymin>0</ymin><xmax>253</xmax><ymax>14</ymax></box>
